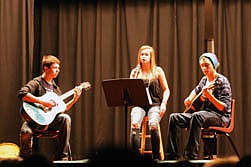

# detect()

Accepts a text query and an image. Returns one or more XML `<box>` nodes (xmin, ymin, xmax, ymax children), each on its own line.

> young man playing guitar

<box><xmin>18</xmin><ymin>55</ymin><xmax>83</xmax><ymax>161</ymax></box>
<box><xmin>165</xmin><ymin>52</ymin><xmax>232</xmax><ymax>160</ymax></box>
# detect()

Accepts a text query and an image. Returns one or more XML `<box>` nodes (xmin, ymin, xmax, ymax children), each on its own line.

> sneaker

<box><xmin>54</xmin><ymin>155</ymin><xmax>69</xmax><ymax>161</ymax></box>
<box><xmin>152</xmin><ymin>153</ymin><xmax>161</xmax><ymax>161</ymax></box>
<box><xmin>61</xmin><ymin>156</ymin><xmax>69</xmax><ymax>161</ymax></box>
<box><xmin>183</xmin><ymin>155</ymin><xmax>199</xmax><ymax>160</ymax></box>
<box><xmin>165</xmin><ymin>155</ymin><xmax>179</xmax><ymax>160</ymax></box>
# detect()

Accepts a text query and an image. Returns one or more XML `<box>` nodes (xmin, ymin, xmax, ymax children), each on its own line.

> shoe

<box><xmin>165</xmin><ymin>155</ymin><xmax>179</xmax><ymax>160</ymax></box>
<box><xmin>54</xmin><ymin>155</ymin><xmax>69</xmax><ymax>161</ymax></box>
<box><xmin>61</xmin><ymin>156</ymin><xmax>69</xmax><ymax>161</ymax></box>
<box><xmin>152</xmin><ymin>153</ymin><xmax>161</xmax><ymax>161</ymax></box>
<box><xmin>183</xmin><ymin>155</ymin><xmax>199</xmax><ymax>160</ymax></box>
<box><xmin>153</xmin><ymin>158</ymin><xmax>160</xmax><ymax>163</ymax></box>
<box><xmin>203</xmin><ymin>155</ymin><xmax>214</xmax><ymax>160</ymax></box>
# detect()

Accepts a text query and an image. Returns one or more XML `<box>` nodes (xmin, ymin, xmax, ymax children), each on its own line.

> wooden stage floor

<box><xmin>52</xmin><ymin>159</ymin><xmax>212</xmax><ymax>167</ymax></box>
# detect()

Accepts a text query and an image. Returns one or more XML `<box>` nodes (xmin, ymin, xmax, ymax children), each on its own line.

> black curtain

<box><xmin>0</xmin><ymin>0</ymin><xmax>250</xmax><ymax>160</ymax></box>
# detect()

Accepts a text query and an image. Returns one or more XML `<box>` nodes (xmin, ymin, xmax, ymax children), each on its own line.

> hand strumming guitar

<box><xmin>38</xmin><ymin>99</ymin><xmax>57</xmax><ymax>112</ymax></box>
<box><xmin>183</xmin><ymin>83</ymin><xmax>215</xmax><ymax>113</ymax></box>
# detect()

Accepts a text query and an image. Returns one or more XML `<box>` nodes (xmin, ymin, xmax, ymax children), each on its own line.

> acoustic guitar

<box><xmin>20</xmin><ymin>82</ymin><xmax>91</xmax><ymax>131</ymax></box>
<box><xmin>183</xmin><ymin>83</ymin><xmax>215</xmax><ymax>113</ymax></box>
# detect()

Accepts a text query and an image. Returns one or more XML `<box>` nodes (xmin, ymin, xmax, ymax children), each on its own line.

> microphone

<box><xmin>134</xmin><ymin>64</ymin><xmax>141</xmax><ymax>78</ymax></box>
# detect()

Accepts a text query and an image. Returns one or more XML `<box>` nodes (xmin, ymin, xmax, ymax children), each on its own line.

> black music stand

<box><xmin>102</xmin><ymin>78</ymin><xmax>150</xmax><ymax>147</ymax></box>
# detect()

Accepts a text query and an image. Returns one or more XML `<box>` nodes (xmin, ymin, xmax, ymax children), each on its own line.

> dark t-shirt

<box><xmin>18</xmin><ymin>75</ymin><xmax>61</xmax><ymax>99</ymax></box>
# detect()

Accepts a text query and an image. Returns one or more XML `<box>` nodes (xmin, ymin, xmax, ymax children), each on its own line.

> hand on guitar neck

<box><xmin>183</xmin><ymin>83</ymin><xmax>216</xmax><ymax>113</ymax></box>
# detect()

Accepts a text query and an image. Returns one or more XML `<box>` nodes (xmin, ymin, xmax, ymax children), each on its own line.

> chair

<box><xmin>201</xmin><ymin>99</ymin><xmax>240</xmax><ymax>159</ymax></box>
<box><xmin>33</xmin><ymin>130</ymin><xmax>72</xmax><ymax>161</ymax></box>
<box><xmin>139</xmin><ymin>116</ymin><xmax>165</xmax><ymax>160</ymax></box>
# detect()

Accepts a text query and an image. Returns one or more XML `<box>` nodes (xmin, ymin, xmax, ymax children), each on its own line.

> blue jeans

<box><xmin>130</xmin><ymin>105</ymin><xmax>161</xmax><ymax>158</ymax></box>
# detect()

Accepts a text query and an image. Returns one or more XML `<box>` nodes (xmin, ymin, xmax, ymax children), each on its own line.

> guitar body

<box><xmin>184</xmin><ymin>83</ymin><xmax>216</xmax><ymax>113</ymax></box>
<box><xmin>21</xmin><ymin>92</ymin><xmax>66</xmax><ymax>131</ymax></box>
<box><xmin>20</xmin><ymin>81</ymin><xmax>91</xmax><ymax>131</ymax></box>
<box><xmin>185</xmin><ymin>96</ymin><xmax>205</xmax><ymax>113</ymax></box>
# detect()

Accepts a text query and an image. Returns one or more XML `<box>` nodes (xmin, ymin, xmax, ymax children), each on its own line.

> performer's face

<box><xmin>140</xmin><ymin>49</ymin><xmax>151</xmax><ymax>64</ymax></box>
<box><xmin>200</xmin><ymin>57</ymin><xmax>215</xmax><ymax>76</ymax></box>
<box><xmin>45</xmin><ymin>63</ymin><xmax>60</xmax><ymax>78</ymax></box>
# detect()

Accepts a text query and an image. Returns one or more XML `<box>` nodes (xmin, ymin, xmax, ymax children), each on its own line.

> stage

<box><xmin>52</xmin><ymin>159</ymin><xmax>212</xmax><ymax>167</ymax></box>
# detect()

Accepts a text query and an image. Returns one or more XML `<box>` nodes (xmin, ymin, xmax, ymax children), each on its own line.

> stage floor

<box><xmin>52</xmin><ymin>159</ymin><xmax>212</xmax><ymax>167</ymax></box>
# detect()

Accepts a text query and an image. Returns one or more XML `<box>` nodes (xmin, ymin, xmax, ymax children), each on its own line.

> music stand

<box><xmin>102</xmin><ymin>78</ymin><xmax>150</xmax><ymax>147</ymax></box>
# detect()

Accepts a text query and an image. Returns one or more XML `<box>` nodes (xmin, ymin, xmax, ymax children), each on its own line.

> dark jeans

<box><xmin>166</xmin><ymin>110</ymin><xmax>225</xmax><ymax>159</ymax></box>
<box><xmin>20</xmin><ymin>113</ymin><xmax>71</xmax><ymax>160</ymax></box>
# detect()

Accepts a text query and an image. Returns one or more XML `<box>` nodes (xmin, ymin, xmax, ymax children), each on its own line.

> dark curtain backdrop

<box><xmin>0</xmin><ymin>0</ymin><xmax>250</xmax><ymax>160</ymax></box>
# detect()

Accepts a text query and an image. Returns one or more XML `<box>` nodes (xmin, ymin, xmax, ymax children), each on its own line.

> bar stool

<box><xmin>139</xmin><ymin>116</ymin><xmax>164</xmax><ymax>160</ymax></box>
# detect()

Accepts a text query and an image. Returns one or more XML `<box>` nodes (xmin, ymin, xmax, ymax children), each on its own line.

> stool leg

<box><xmin>225</xmin><ymin>133</ymin><xmax>240</xmax><ymax>158</ymax></box>
<box><xmin>202</xmin><ymin>132</ymin><xmax>217</xmax><ymax>159</ymax></box>
<box><xmin>158</xmin><ymin>124</ymin><xmax>164</xmax><ymax>160</ymax></box>
<box><xmin>68</xmin><ymin>144</ymin><xmax>72</xmax><ymax>161</ymax></box>
<box><xmin>140</xmin><ymin>118</ymin><xmax>147</xmax><ymax>155</ymax></box>
<box><xmin>33</xmin><ymin>137</ymin><xmax>39</xmax><ymax>153</ymax></box>
<box><xmin>139</xmin><ymin>117</ymin><xmax>165</xmax><ymax>160</ymax></box>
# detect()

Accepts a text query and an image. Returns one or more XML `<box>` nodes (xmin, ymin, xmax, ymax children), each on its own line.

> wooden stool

<box><xmin>139</xmin><ymin>116</ymin><xmax>164</xmax><ymax>160</ymax></box>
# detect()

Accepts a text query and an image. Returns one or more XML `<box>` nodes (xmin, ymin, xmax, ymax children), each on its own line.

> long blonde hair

<box><xmin>136</xmin><ymin>45</ymin><xmax>157</xmax><ymax>77</ymax></box>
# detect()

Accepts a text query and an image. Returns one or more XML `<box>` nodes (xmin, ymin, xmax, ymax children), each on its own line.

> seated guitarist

<box><xmin>18</xmin><ymin>55</ymin><xmax>82</xmax><ymax>160</ymax></box>
<box><xmin>165</xmin><ymin>52</ymin><xmax>232</xmax><ymax>160</ymax></box>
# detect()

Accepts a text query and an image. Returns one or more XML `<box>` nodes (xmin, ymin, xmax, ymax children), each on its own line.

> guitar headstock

<box><xmin>78</xmin><ymin>82</ymin><xmax>91</xmax><ymax>91</ymax></box>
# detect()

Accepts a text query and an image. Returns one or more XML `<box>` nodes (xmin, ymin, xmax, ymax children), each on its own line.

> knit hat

<box><xmin>199</xmin><ymin>52</ymin><xmax>219</xmax><ymax>69</ymax></box>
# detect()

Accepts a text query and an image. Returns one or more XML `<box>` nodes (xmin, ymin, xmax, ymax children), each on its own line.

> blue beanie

<box><xmin>199</xmin><ymin>52</ymin><xmax>219</xmax><ymax>69</ymax></box>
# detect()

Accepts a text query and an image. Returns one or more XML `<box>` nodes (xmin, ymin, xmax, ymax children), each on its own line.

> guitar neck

<box><xmin>59</xmin><ymin>82</ymin><xmax>90</xmax><ymax>101</ymax></box>
<box><xmin>184</xmin><ymin>92</ymin><xmax>202</xmax><ymax>113</ymax></box>
<box><xmin>60</xmin><ymin>89</ymin><xmax>76</xmax><ymax>101</ymax></box>
<box><xmin>191</xmin><ymin>91</ymin><xmax>203</xmax><ymax>104</ymax></box>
